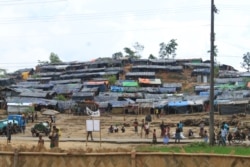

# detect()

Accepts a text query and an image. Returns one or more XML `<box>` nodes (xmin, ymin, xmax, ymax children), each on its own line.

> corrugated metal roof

<box><xmin>52</xmin><ymin>84</ymin><xmax>82</xmax><ymax>94</ymax></box>
<box><xmin>215</xmin><ymin>78</ymin><xmax>243</xmax><ymax>84</ymax></box>
<box><xmin>49</xmin><ymin>79</ymin><xmax>81</xmax><ymax>84</ymax></box>
<box><xmin>125</xmin><ymin>72</ymin><xmax>155</xmax><ymax>76</ymax></box>
<box><xmin>19</xmin><ymin>91</ymin><xmax>49</xmax><ymax>98</ymax></box>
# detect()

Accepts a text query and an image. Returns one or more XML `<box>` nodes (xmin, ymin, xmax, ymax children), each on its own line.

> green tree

<box><xmin>148</xmin><ymin>54</ymin><xmax>156</xmax><ymax>59</ymax></box>
<box><xmin>37</xmin><ymin>60</ymin><xmax>49</xmax><ymax>65</ymax></box>
<box><xmin>133</xmin><ymin>42</ymin><xmax>144</xmax><ymax>59</ymax></box>
<box><xmin>54</xmin><ymin>94</ymin><xmax>66</xmax><ymax>101</ymax></box>
<box><xmin>112</xmin><ymin>52</ymin><xmax>123</xmax><ymax>59</ymax></box>
<box><xmin>50</xmin><ymin>52</ymin><xmax>62</xmax><ymax>63</ymax></box>
<box><xmin>124</xmin><ymin>47</ymin><xmax>137</xmax><ymax>59</ymax></box>
<box><xmin>105</xmin><ymin>75</ymin><xmax>117</xmax><ymax>85</ymax></box>
<box><xmin>159</xmin><ymin>39</ymin><xmax>178</xmax><ymax>59</ymax></box>
<box><xmin>207</xmin><ymin>45</ymin><xmax>218</xmax><ymax>57</ymax></box>
<box><xmin>241</xmin><ymin>52</ymin><xmax>250</xmax><ymax>72</ymax></box>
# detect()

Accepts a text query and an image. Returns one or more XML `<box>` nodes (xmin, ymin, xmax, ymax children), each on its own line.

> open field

<box><xmin>1</xmin><ymin>111</ymin><xmax>250</xmax><ymax>152</ymax></box>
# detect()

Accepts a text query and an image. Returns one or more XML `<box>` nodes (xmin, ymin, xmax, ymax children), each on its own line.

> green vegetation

<box><xmin>105</xmin><ymin>75</ymin><xmax>117</xmax><ymax>86</ymax></box>
<box><xmin>31</xmin><ymin>74</ymin><xmax>41</xmax><ymax>79</ymax></box>
<box><xmin>241</xmin><ymin>52</ymin><xmax>250</xmax><ymax>72</ymax></box>
<box><xmin>136</xmin><ymin>142</ymin><xmax>250</xmax><ymax>156</ymax></box>
<box><xmin>54</xmin><ymin>94</ymin><xmax>66</xmax><ymax>101</ymax></box>
<box><xmin>25</xmin><ymin>106</ymin><xmax>35</xmax><ymax>113</ymax></box>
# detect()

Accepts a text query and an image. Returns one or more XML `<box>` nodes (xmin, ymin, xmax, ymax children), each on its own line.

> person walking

<box><xmin>221</xmin><ymin>127</ymin><xmax>227</xmax><ymax>146</ymax></box>
<box><xmin>152</xmin><ymin>129</ymin><xmax>157</xmax><ymax>144</ymax></box>
<box><xmin>133</xmin><ymin>119</ymin><xmax>138</xmax><ymax>134</ymax></box>
<box><xmin>163</xmin><ymin>127</ymin><xmax>169</xmax><ymax>144</ymax></box>
<box><xmin>144</xmin><ymin>122</ymin><xmax>150</xmax><ymax>138</ymax></box>
<box><xmin>175</xmin><ymin>123</ymin><xmax>181</xmax><ymax>143</ymax></box>
<box><xmin>160</xmin><ymin>121</ymin><xmax>165</xmax><ymax>137</ymax></box>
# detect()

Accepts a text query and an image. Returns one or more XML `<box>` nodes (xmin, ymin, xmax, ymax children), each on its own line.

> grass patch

<box><xmin>136</xmin><ymin>142</ymin><xmax>250</xmax><ymax>156</ymax></box>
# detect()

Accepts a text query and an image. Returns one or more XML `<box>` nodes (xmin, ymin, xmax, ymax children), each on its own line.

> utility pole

<box><xmin>209</xmin><ymin>0</ymin><xmax>215</xmax><ymax>145</ymax></box>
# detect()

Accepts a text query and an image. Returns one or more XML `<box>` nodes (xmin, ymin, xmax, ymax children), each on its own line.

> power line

<box><xmin>0</xmin><ymin>0</ymin><xmax>66</xmax><ymax>6</ymax></box>
<box><xmin>0</xmin><ymin>7</ymin><xmax>210</xmax><ymax>24</ymax></box>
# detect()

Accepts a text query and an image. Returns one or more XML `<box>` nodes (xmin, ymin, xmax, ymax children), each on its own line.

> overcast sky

<box><xmin>0</xmin><ymin>0</ymin><xmax>249</xmax><ymax>72</ymax></box>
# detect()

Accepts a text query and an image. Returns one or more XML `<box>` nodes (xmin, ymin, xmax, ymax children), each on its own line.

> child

<box><xmin>152</xmin><ymin>129</ymin><xmax>157</xmax><ymax>144</ymax></box>
<box><xmin>204</xmin><ymin>130</ymin><xmax>208</xmax><ymax>143</ymax></box>
<box><xmin>163</xmin><ymin>130</ymin><xmax>169</xmax><ymax>144</ymax></box>
<box><xmin>121</xmin><ymin>125</ymin><xmax>125</xmax><ymax>133</ymax></box>
<box><xmin>38</xmin><ymin>134</ymin><xmax>44</xmax><ymax>147</ymax></box>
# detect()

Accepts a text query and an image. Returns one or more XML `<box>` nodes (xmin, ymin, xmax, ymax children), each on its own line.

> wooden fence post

<box><xmin>13</xmin><ymin>149</ymin><xmax>19</xmax><ymax>167</ymax></box>
<box><xmin>131</xmin><ymin>149</ymin><xmax>136</xmax><ymax>167</ymax></box>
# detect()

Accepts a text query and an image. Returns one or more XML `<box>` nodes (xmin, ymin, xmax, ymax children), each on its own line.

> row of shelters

<box><xmin>0</xmin><ymin>57</ymin><xmax>249</xmax><ymax>116</ymax></box>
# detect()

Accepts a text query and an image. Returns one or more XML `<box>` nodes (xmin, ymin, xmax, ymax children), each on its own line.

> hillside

<box><xmin>122</xmin><ymin>63</ymin><xmax>197</xmax><ymax>93</ymax></box>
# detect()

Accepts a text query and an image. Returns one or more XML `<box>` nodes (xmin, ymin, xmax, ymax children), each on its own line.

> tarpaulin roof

<box><xmin>215</xmin><ymin>78</ymin><xmax>243</xmax><ymax>84</ymax></box>
<box><xmin>122</xmin><ymin>81</ymin><xmax>138</xmax><ymax>87</ymax></box>
<box><xmin>52</xmin><ymin>84</ymin><xmax>82</xmax><ymax>94</ymax></box>
<box><xmin>123</xmin><ymin>87</ymin><xmax>139</xmax><ymax>93</ymax></box>
<box><xmin>125</xmin><ymin>72</ymin><xmax>155</xmax><ymax>77</ymax></box>
<box><xmin>168</xmin><ymin>101</ymin><xmax>189</xmax><ymax>107</ymax></box>
<box><xmin>138</xmin><ymin>78</ymin><xmax>161</xmax><ymax>85</ymax></box>
<box><xmin>80</xmin><ymin>87</ymin><xmax>99</xmax><ymax>92</ymax></box>
<box><xmin>49</xmin><ymin>79</ymin><xmax>81</xmax><ymax>84</ymax></box>
<box><xmin>72</xmin><ymin>92</ymin><xmax>95</xmax><ymax>98</ymax></box>
<box><xmin>19</xmin><ymin>92</ymin><xmax>50</xmax><ymax>98</ymax></box>
<box><xmin>216</xmin><ymin>83</ymin><xmax>244</xmax><ymax>90</ymax></box>
<box><xmin>6</xmin><ymin>97</ymin><xmax>58</xmax><ymax>106</ymax></box>
<box><xmin>110</xmin><ymin>86</ymin><xmax>124</xmax><ymax>92</ymax></box>
<box><xmin>108</xmin><ymin>100</ymin><xmax>129</xmax><ymax>107</ymax></box>
<box><xmin>83</xmin><ymin>81</ymin><xmax>108</xmax><ymax>85</ymax></box>
<box><xmin>163</xmin><ymin>83</ymin><xmax>182</xmax><ymax>88</ymax></box>
<box><xmin>214</xmin><ymin>99</ymin><xmax>249</xmax><ymax>105</ymax></box>
<box><xmin>159</xmin><ymin>87</ymin><xmax>176</xmax><ymax>93</ymax></box>
<box><xmin>94</xmin><ymin>95</ymin><xmax>118</xmax><ymax>102</ymax></box>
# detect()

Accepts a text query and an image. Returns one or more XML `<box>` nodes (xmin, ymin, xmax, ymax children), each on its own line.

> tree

<box><xmin>207</xmin><ymin>45</ymin><xmax>218</xmax><ymax>57</ymax></box>
<box><xmin>159</xmin><ymin>42</ymin><xmax>167</xmax><ymax>59</ymax></box>
<box><xmin>49</xmin><ymin>52</ymin><xmax>62</xmax><ymax>63</ymax></box>
<box><xmin>105</xmin><ymin>75</ymin><xmax>117</xmax><ymax>85</ymax></box>
<box><xmin>124</xmin><ymin>47</ymin><xmax>137</xmax><ymax>59</ymax></box>
<box><xmin>37</xmin><ymin>60</ymin><xmax>49</xmax><ymax>66</ymax></box>
<box><xmin>133</xmin><ymin>42</ymin><xmax>144</xmax><ymax>59</ymax></box>
<box><xmin>159</xmin><ymin>39</ymin><xmax>178</xmax><ymax>59</ymax></box>
<box><xmin>241</xmin><ymin>52</ymin><xmax>250</xmax><ymax>72</ymax></box>
<box><xmin>148</xmin><ymin>54</ymin><xmax>156</xmax><ymax>59</ymax></box>
<box><xmin>112</xmin><ymin>52</ymin><xmax>123</xmax><ymax>60</ymax></box>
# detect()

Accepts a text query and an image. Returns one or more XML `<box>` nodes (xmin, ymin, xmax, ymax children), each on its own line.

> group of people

<box><xmin>108</xmin><ymin>125</ymin><xmax>125</xmax><ymax>133</ymax></box>
<box><xmin>134</xmin><ymin>119</ymin><xmax>176</xmax><ymax>144</ymax></box>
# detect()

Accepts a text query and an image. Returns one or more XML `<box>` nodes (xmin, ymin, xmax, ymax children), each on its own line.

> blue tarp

<box><xmin>199</xmin><ymin>92</ymin><xmax>209</xmax><ymax>96</ymax></box>
<box><xmin>168</xmin><ymin>101</ymin><xmax>189</xmax><ymax>107</ymax></box>
<box><xmin>110</xmin><ymin>86</ymin><xmax>124</xmax><ymax>92</ymax></box>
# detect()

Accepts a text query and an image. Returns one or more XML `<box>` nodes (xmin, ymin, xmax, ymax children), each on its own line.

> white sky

<box><xmin>0</xmin><ymin>0</ymin><xmax>249</xmax><ymax>72</ymax></box>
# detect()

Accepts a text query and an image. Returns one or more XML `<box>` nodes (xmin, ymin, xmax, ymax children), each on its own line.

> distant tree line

<box><xmin>112</xmin><ymin>39</ymin><xmax>178</xmax><ymax>60</ymax></box>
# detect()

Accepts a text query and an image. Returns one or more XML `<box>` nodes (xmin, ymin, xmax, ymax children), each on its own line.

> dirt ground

<box><xmin>0</xmin><ymin>111</ymin><xmax>249</xmax><ymax>152</ymax></box>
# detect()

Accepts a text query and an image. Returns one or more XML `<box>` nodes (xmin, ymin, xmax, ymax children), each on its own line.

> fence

<box><xmin>1</xmin><ymin>150</ymin><xmax>250</xmax><ymax>167</ymax></box>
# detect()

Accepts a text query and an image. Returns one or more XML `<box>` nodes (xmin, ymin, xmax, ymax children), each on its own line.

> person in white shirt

<box><xmin>221</xmin><ymin>127</ymin><xmax>227</xmax><ymax>146</ymax></box>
